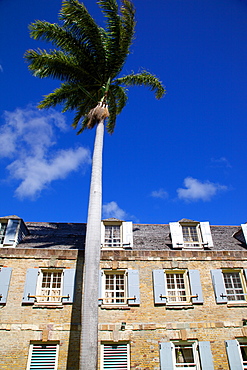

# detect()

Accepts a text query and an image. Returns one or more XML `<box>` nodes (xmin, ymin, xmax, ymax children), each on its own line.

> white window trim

<box><xmin>237</xmin><ymin>339</ymin><xmax>247</xmax><ymax>370</ymax></box>
<box><xmin>0</xmin><ymin>221</ymin><xmax>8</xmax><ymax>246</ymax></box>
<box><xmin>181</xmin><ymin>223</ymin><xmax>203</xmax><ymax>249</ymax></box>
<box><xmin>35</xmin><ymin>269</ymin><xmax>63</xmax><ymax>305</ymax></box>
<box><xmin>100</xmin><ymin>342</ymin><xmax>130</xmax><ymax>370</ymax></box>
<box><xmin>102</xmin><ymin>270</ymin><xmax>127</xmax><ymax>306</ymax></box>
<box><xmin>172</xmin><ymin>341</ymin><xmax>200</xmax><ymax>370</ymax></box>
<box><xmin>165</xmin><ymin>270</ymin><xmax>192</xmax><ymax>306</ymax></box>
<box><xmin>103</xmin><ymin>222</ymin><xmax>122</xmax><ymax>249</ymax></box>
<box><xmin>223</xmin><ymin>269</ymin><xmax>247</xmax><ymax>303</ymax></box>
<box><xmin>26</xmin><ymin>343</ymin><xmax>59</xmax><ymax>370</ymax></box>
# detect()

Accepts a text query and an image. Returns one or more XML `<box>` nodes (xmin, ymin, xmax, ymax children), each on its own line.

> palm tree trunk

<box><xmin>80</xmin><ymin>118</ymin><xmax>104</xmax><ymax>370</ymax></box>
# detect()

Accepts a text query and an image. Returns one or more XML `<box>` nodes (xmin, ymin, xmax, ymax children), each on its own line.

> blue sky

<box><xmin>0</xmin><ymin>0</ymin><xmax>246</xmax><ymax>225</ymax></box>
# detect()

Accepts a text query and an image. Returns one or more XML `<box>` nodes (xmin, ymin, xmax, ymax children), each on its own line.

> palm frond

<box><xmin>25</xmin><ymin>48</ymin><xmax>97</xmax><ymax>84</ymax></box>
<box><xmin>60</xmin><ymin>0</ymin><xmax>106</xmax><ymax>74</ymax></box>
<box><xmin>115</xmin><ymin>70</ymin><xmax>166</xmax><ymax>99</ymax></box>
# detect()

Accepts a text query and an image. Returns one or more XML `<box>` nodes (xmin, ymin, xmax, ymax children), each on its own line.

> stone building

<box><xmin>1</xmin><ymin>215</ymin><xmax>247</xmax><ymax>369</ymax></box>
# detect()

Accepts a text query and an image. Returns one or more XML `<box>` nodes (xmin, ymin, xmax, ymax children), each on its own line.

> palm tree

<box><xmin>25</xmin><ymin>0</ymin><xmax>165</xmax><ymax>368</ymax></box>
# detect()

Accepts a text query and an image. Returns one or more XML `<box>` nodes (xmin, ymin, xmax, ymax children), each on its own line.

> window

<box><xmin>104</xmin><ymin>225</ymin><xmax>121</xmax><ymax>248</ymax></box>
<box><xmin>101</xmin><ymin>221</ymin><xmax>133</xmax><ymax>249</ymax></box>
<box><xmin>22</xmin><ymin>268</ymin><xmax>76</xmax><ymax>305</ymax></box>
<box><xmin>0</xmin><ymin>222</ymin><xmax>7</xmax><ymax>244</ymax></box>
<box><xmin>99</xmin><ymin>269</ymin><xmax>140</xmax><ymax>306</ymax></box>
<box><xmin>166</xmin><ymin>271</ymin><xmax>189</xmax><ymax>304</ymax></box>
<box><xmin>36</xmin><ymin>270</ymin><xmax>63</xmax><ymax>303</ymax></box>
<box><xmin>223</xmin><ymin>271</ymin><xmax>245</xmax><ymax>301</ymax></box>
<box><xmin>182</xmin><ymin>225</ymin><xmax>202</xmax><ymax>248</ymax></box>
<box><xmin>239</xmin><ymin>341</ymin><xmax>247</xmax><ymax>369</ymax></box>
<box><xmin>27</xmin><ymin>343</ymin><xmax>59</xmax><ymax>370</ymax></box>
<box><xmin>153</xmin><ymin>269</ymin><xmax>203</xmax><ymax>305</ymax></box>
<box><xmin>160</xmin><ymin>341</ymin><xmax>214</xmax><ymax>370</ymax></box>
<box><xmin>104</xmin><ymin>271</ymin><xmax>126</xmax><ymax>304</ymax></box>
<box><xmin>173</xmin><ymin>342</ymin><xmax>199</xmax><ymax>369</ymax></box>
<box><xmin>211</xmin><ymin>269</ymin><xmax>247</xmax><ymax>304</ymax></box>
<box><xmin>101</xmin><ymin>343</ymin><xmax>130</xmax><ymax>370</ymax></box>
<box><xmin>169</xmin><ymin>220</ymin><xmax>213</xmax><ymax>249</ymax></box>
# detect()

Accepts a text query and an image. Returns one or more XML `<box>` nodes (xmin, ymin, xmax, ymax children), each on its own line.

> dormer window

<box><xmin>169</xmin><ymin>219</ymin><xmax>213</xmax><ymax>250</ymax></box>
<box><xmin>101</xmin><ymin>219</ymin><xmax>133</xmax><ymax>249</ymax></box>
<box><xmin>0</xmin><ymin>222</ymin><xmax>7</xmax><ymax>245</ymax></box>
<box><xmin>0</xmin><ymin>216</ymin><xmax>29</xmax><ymax>248</ymax></box>
<box><xmin>181</xmin><ymin>224</ymin><xmax>202</xmax><ymax>248</ymax></box>
<box><xmin>104</xmin><ymin>224</ymin><xmax>121</xmax><ymax>248</ymax></box>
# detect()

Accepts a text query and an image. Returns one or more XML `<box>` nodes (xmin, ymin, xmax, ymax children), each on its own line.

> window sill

<box><xmin>227</xmin><ymin>302</ymin><xmax>247</xmax><ymax>307</ymax></box>
<box><xmin>33</xmin><ymin>303</ymin><xmax>64</xmax><ymax>309</ymax></box>
<box><xmin>100</xmin><ymin>305</ymin><xmax>131</xmax><ymax>310</ymax></box>
<box><xmin>165</xmin><ymin>303</ymin><xmax>193</xmax><ymax>309</ymax></box>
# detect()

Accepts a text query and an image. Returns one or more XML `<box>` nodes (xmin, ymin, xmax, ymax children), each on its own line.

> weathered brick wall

<box><xmin>0</xmin><ymin>249</ymin><xmax>82</xmax><ymax>370</ymax></box>
<box><xmin>98</xmin><ymin>250</ymin><xmax>247</xmax><ymax>370</ymax></box>
<box><xmin>1</xmin><ymin>248</ymin><xmax>247</xmax><ymax>369</ymax></box>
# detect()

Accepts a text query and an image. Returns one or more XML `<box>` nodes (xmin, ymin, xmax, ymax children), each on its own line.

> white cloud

<box><xmin>210</xmin><ymin>157</ymin><xmax>232</xmax><ymax>168</ymax></box>
<box><xmin>177</xmin><ymin>177</ymin><xmax>227</xmax><ymax>202</ymax></box>
<box><xmin>0</xmin><ymin>106</ymin><xmax>91</xmax><ymax>199</ymax></box>
<box><xmin>103</xmin><ymin>201</ymin><xmax>128</xmax><ymax>220</ymax></box>
<box><xmin>151</xmin><ymin>188</ymin><xmax>168</xmax><ymax>199</ymax></box>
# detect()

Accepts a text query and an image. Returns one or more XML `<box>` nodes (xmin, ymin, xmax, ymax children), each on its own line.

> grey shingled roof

<box><xmin>17</xmin><ymin>221</ymin><xmax>247</xmax><ymax>251</ymax></box>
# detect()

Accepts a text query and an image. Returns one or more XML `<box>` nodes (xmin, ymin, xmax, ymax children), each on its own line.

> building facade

<box><xmin>1</xmin><ymin>215</ymin><xmax>247</xmax><ymax>369</ymax></box>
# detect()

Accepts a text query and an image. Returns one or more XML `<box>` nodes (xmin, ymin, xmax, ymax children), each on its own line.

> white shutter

<box><xmin>122</xmin><ymin>222</ymin><xmax>133</xmax><ymax>248</ymax></box>
<box><xmin>169</xmin><ymin>222</ymin><xmax>184</xmax><ymax>248</ymax></box>
<box><xmin>102</xmin><ymin>343</ymin><xmax>129</xmax><ymax>370</ymax></box>
<box><xmin>200</xmin><ymin>222</ymin><xmax>213</xmax><ymax>248</ymax></box>
<box><xmin>28</xmin><ymin>344</ymin><xmax>59</xmax><ymax>370</ymax></box>
<box><xmin>101</xmin><ymin>222</ymin><xmax>105</xmax><ymax>247</ymax></box>
<box><xmin>241</xmin><ymin>224</ymin><xmax>247</xmax><ymax>244</ymax></box>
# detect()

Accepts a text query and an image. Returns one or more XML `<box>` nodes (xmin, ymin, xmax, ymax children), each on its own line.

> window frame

<box><xmin>171</xmin><ymin>341</ymin><xmax>200</xmax><ymax>370</ymax></box>
<box><xmin>26</xmin><ymin>342</ymin><xmax>59</xmax><ymax>370</ymax></box>
<box><xmin>100</xmin><ymin>342</ymin><xmax>130</xmax><ymax>370</ymax></box>
<box><xmin>0</xmin><ymin>221</ymin><xmax>8</xmax><ymax>245</ymax></box>
<box><xmin>103</xmin><ymin>222</ymin><xmax>122</xmax><ymax>249</ymax></box>
<box><xmin>165</xmin><ymin>270</ymin><xmax>191</xmax><ymax>305</ymax></box>
<box><xmin>238</xmin><ymin>339</ymin><xmax>247</xmax><ymax>370</ymax></box>
<box><xmin>181</xmin><ymin>223</ymin><xmax>203</xmax><ymax>249</ymax></box>
<box><xmin>102</xmin><ymin>270</ymin><xmax>127</xmax><ymax>306</ymax></box>
<box><xmin>223</xmin><ymin>269</ymin><xmax>247</xmax><ymax>303</ymax></box>
<box><xmin>36</xmin><ymin>269</ymin><xmax>64</xmax><ymax>305</ymax></box>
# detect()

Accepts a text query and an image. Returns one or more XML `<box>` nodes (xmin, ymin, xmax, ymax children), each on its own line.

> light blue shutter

<box><xmin>30</xmin><ymin>344</ymin><xmax>58</xmax><ymax>370</ymax></box>
<box><xmin>22</xmin><ymin>268</ymin><xmax>39</xmax><ymax>304</ymax></box>
<box><xmin>225</xmin><ymin>340</ymin><xmax>243</xmax><ymax>370</ymax></box>
<box><xmin>188</xmin><ymin>270</ymin><xmax>204</xmax><ymax>304</ymax></box>
<box><xmin>62</xmin><ymin>268</ymin><xmax>76</xmax><ymax>303</ymax></box>
<box><xmin>127</xmin><ymin>269</ymin><xmax>140</xmax><ymax>305</ymax></box>
<box><xmin>98</xmin><ymin>270</ymin><xmax>103</xmax><ymax>306</ymax></box>
<box><xmin>200</xmin><ymin>222</ymin><xmax>214</xmax><ymax>248</ymax></box>
<box><xmin>153</xmin><ymin>270</ymin><xmax>167</xmax><ymax>304</ymax></box>
<box><xmin>198</xmin><ymin>341</ymin><xmax>214</xmax><ymax>370</ymax></box>
<box><xmin>169</xmin><ymin>222</ymin><xmax>184</xmax><ymax>248</ymax></box>
<box><xmin>160</xmin><ymin>342</ymin><xmax>173</xmax><ymax>370</ymax></box>
<box><xmin>211</xmin><ymin>269</ymin><xmax>227</xmax><ymax>303</ymax></box>
<box><xmin>122</xmin><ymin>222</ymin><xmax>133</xmax><ymax>248</ymax></box>
<box><xmin>3</xmin><ymin>219</ymin><xmax>19</xmax><ymax>246</ymax></box>
<box><xmin>0</xmin><ymin>267</ymin><xmax>12</xmax><ymax>304</ymax></box>
<box><xmin>103</xmin><ymin>344</ymin><xmax>128</xmax><ymax>369</ymax></box>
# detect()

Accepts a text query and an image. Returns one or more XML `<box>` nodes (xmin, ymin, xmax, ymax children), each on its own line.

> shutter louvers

<box><xmin>0</xmin><ymin>267</ymin><xmax>12</xmax><ymax>304</ymax></box>
<box><xmin>29</xmin><ymin>344</ymin><xmax>58</xmax><ymax>370</ymax></box>
<box><xmin>103</xmin><ymin>344</ymin><xmax>128</xmax><ymax>370</ymax></box>
<box><xmin>122</xmin><ymin>222</ymin><xmax>133</xmax><ymax>248</ymax></box>
<box><xmin>127</xmin><ymin>269</ymin><xmax>140</xmax><ymax>305</ymax></box>
<box><xmin>22</xmin><ymin>268</ymin><xmax>39</xmax><ymax>304</ymax></box>
<box><xmin>3</xmin><ymin>219</ymin><xmax>20</xmax><ymax>246</ymax></box>
<box><xmin>241</xmin><ymin>224</ymin><xmax>247</xmax><ymax>245</ymax></box>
